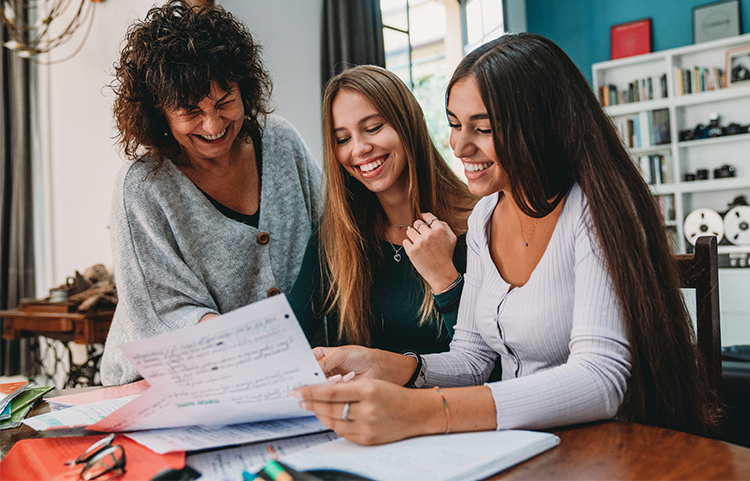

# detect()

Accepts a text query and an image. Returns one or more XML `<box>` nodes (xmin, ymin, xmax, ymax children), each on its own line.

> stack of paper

<box><xmin>23</xmin><ymin>296</ymin><xmax>331</xmax><ymax>453</ymax></box>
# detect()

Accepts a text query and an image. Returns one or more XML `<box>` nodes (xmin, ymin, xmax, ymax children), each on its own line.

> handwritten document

<box><xmin>186</xmin><ymin>431</ymin><xmax>339</xmax><ymax>481</ymax></box>
<box><xmin>87</xmin><ymin>295</ymin><xmax>326</xmax><ymax>432</ymax></box>
<box><xmin>124</xmin><ymin>416</ymin><xmax>329</xmax><ymax>454</ymax></box>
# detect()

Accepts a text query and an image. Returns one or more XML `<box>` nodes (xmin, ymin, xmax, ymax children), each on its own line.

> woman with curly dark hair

<box><xmin>101</xmin><ymin>0</ymin><xmax>321</xmax><ymax>385</ymax></box>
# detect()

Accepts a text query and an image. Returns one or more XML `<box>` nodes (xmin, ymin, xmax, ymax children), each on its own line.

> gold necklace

<box><xmin>388</xmin><ymin>222</ymin><xmax>412</xmax><ymax>230</ymax></box>
<box><xmin>517</xmin><ymin>216</ymin><xmax>541</xmax><ymax>247</ymax></box>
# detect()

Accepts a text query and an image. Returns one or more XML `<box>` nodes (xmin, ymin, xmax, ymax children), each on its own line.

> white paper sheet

<box><xmin>282</xmin><ymin>430</ymin><xmax>560</xmax><ymax>481</ymax></box>
<box><xmin>124</xmin><ymin>416</ymin><xmax>329</xmax><ymax>454</ymax></box>
<box><xmin>22</xmin><ymin>396</ymin><xmax>139</xmax><ymax>431</ymax></box>
<box><xmin>186</xmin><ymin>431</ymin><xmax>339</xmax><ymax>481</ymax></box>
<box><xmin>89</xmin><ymin>296</ymin><xmax>326</xmax><ymax>432</ymax></box>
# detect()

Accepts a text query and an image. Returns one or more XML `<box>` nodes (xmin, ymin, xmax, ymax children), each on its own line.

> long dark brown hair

<box><xmin>447</xmin><ymin>33</ymin><xmax>720</xmax><ymax>437</ymax></box>
<box><xmin>111</xmin><ymin>0</ymin><xmax>272</xmax><ymax>163</ymax></box>
<box><xmin>320</xmin><ymin>65</ymin><xmax>477</xmax><ymax>346</ymax></box>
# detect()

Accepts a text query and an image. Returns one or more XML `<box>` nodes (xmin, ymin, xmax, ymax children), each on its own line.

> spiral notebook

<box><xmin>281</xmin><ymin>430</ymin><xmax>560</xmax><ymax>481</ymax></box>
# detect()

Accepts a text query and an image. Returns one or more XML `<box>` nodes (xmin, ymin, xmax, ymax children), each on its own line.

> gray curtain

<box><xmin>321</xmin><ymin>0</ymin><xmax>386</xmax><ymax>89</ymax></box>
<box><xmin>0</xmin><ymin>0</ymin><xmax>36</xmax><ymax>377</ymax></box>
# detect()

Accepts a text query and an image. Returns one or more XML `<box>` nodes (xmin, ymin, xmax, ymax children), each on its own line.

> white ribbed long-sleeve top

<box><xmin>423</xmin><ymin>184</ymin><xmax>632</xmax><ymax>430</ymax></box>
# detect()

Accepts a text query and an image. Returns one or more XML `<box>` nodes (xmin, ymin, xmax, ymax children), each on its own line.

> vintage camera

<box><xmin>692</xmin><ymin>124</ymin><xmax>708</xmax><ymax>140</ymax></box>
<box><xmin>696</xmin><ymin>169</ymin><xmax>709</xmax><ymax>180</ymax></box>
<box><xmin>679</xmin><ymin>129</ymin><xmax>695</xmax><ymax>141</ymax></box>
<box><xmin>707</xmin><ymin>113</ymin><xmax>723</xmax><ymax>137</ymax></box>
<box><xmin>714</xmin><ymin>164</ymin><xmax>737</xmax><ymax>179</ymax></box>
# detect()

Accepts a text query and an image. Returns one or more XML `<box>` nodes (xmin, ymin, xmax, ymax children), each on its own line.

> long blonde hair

<box><xmin>320</xmin><ymin>65</ymin><xmax>477</xmax><ymax>346</ymax></box>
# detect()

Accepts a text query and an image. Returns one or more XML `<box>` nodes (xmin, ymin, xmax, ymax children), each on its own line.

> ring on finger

<box><xmin>427</xmin><ymin>218</ymin><xmax>438</xmax><ymax>226</ymax></box>
<box><xmin>415</xmin><ymin>221</ymin><xmax>428</xmax><ymax>233</ymax></box>
<box><xmin>341</xmin><ymin>401</ymin><xmax>351</xmax><ymax>422</ymax></box>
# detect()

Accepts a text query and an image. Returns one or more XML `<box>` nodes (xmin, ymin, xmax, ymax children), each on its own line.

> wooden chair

<box><xmin>674</xmin><ymin>235</ymin><xmax>722</xmax><ymax>401</ymax></box>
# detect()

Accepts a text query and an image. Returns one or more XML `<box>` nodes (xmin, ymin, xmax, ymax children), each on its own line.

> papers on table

<box><xmin>185</xmin><ymin>431</ymin><xmax>339</xmax><ymax>481</ymax></box>
<box><xmin>24</xmin><ymin>295</ymin><xmax>326</xmax><ymax>438</ymax></box>
<box><xmin>23</xmin><ymin>396</ymin><xmax>139</xmax><ymax>431</ymax></box>
<box><xmin>124</xmin><ymin>416</ymin><xmax>329</xmax><ymax>454</ymax></box>
<box><xmin>282</xmin><ymin>430</ymin><xmax>560</xmax><ymax>481</ymax></box>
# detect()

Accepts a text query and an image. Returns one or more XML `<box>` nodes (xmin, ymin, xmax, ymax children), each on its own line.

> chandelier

<box><xmin>2</xmin><ymin>0</ymin><xmax>99</xmax><ymax>60</ymax></box>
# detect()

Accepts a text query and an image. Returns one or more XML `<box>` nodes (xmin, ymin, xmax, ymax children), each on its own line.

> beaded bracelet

<box><xmin>433</xmin><ymin>386</ymin><xmax>451</xmax><ymax>435</ymax></box>
<box><xmin>431</xmin><ymin>274</ymin><xmax>463</xmax><ymax>295</ymax></box>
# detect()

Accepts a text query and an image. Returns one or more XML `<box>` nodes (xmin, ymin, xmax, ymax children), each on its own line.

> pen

<box><xmin>262</xmin><ymin>460</ymin><xmax>292</xmax><ymax>481</ymax></box>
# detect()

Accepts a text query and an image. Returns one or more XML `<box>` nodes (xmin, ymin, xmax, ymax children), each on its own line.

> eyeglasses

<box><xmin>65</xmin><ymin>434</ymin><xmax>127</xmax><ymax>480</ymax></box>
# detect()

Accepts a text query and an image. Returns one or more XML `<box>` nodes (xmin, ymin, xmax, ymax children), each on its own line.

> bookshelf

<box><xmin>593</xmin><ymin>33</ymin><xmax>750</xmax><ymax>257</ymax></box>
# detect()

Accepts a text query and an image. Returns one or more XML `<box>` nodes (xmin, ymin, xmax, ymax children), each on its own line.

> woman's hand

<box><xmin>313</xmin><ymin>346</ymin><xmax>417</xmax><ymax>386</ymax></box>
<box><xmin>403</xmin><ymin>212</ymin><xmax>460</xmax><ymax>293</ymax></box>
<box><xmin>291</xmin><ymin>379</ymin><xmax>444</xmax><ymax>445</ymax></box>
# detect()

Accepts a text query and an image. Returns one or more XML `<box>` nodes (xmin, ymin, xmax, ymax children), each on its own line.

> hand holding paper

<box><xmin>87</xmin><ymin>295</ymin><xmax>326</xmax><ymax>432</ymax></box>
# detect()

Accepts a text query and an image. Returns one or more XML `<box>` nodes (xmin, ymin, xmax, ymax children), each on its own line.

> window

<box><xmin>381</xmin><ymin>0</ymin><xmax>505</xmax><ymax>177</ymax></box>
<box><xmin>462</xmin><ymin>0</ymin><xmax>505</xmax><ymax>54</ymax></box>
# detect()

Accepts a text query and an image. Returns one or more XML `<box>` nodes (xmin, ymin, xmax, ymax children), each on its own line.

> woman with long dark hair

<box><xmin>291</xmin><ymin>33</ymin><xmax>720</xmax><ymax>445</ymax></box>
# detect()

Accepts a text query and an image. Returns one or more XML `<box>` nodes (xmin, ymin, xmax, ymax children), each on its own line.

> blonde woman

<box><xmin>289</xmin><ymin>65</ymin><xmax>480</xmax><ymax>357</ymax></box>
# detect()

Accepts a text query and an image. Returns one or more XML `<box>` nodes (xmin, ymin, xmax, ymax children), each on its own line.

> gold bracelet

<box><xmin>433</xmin><ymin>386</ymin><xmax>451</xmax><ymax>435</ymax></box>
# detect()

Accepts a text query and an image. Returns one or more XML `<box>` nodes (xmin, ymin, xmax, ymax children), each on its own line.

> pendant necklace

<box><xmin>388</xmin><ymin>222</ymin><xmax>412</xmax><ymax>230</ymax></box>
<box><xmin>384</xmin><ymin>231</ymin><xmax>404</xmax><ymax>262</ymax></box>
<box><xmin>517</xmin><ymin>215</ymin><xmax>541</xmax><ymax>247</ymax></box>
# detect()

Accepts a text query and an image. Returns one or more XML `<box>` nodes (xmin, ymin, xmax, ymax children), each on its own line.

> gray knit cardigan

<box><xmin>101</xmin><ymin>115</ymin><xmax>321</xmax><ymax>385</ymax></box>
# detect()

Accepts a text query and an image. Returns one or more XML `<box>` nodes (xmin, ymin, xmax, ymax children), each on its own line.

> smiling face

<box><xmin>447</xmin><ymin>76</ymin><xmax>508</xmax><ymax>197</ymax></box>
<box><xmin>163</xmin><ymin>81</ymin><xmax>245</xmax><ymax>164</ymax></box>
<box><xmin>331</xmin><ymin>89</ymin><xmax>408</xmax><ymax>198</ymax></box>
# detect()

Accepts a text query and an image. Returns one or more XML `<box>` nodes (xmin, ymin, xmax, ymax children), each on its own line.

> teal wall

<box><xmin>526</xmin><ymin>0</ymin><xmax>750</xmax><ymax>84</ymax></box>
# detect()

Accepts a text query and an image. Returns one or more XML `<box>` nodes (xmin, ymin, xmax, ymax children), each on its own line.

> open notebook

<box><xmin>281</xmin><ymin>430</ymin><xmax>560</xmax><ymax>481</ymax></box>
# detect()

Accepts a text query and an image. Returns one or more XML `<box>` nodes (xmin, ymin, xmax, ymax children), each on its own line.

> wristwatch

<box><xmin>403</xmin><ymin>352</ymin><xmax>427</xmax><ymax>388</ymax></box>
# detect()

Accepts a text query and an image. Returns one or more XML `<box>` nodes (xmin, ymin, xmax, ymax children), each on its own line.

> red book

<box><xmin>611</xmin><ymin>18</ymin><xmax>652</xmax><ymax>60</ymax></box>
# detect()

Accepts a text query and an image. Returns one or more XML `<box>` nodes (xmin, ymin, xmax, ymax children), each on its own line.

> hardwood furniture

<box><xmin>675</xmin><ymin>235</ymin><xmax>722</xmax><ymax>400</ymax></box>
<box><xmin>0</xmin><ymin>302</ymin><xmax>113</xmax><ymax>386</ymax></box>
<box><xmin>499</xmin><ymin>421</ymin><xmax>750</xmax><ymax>480</ymax></box>
<box><xmin>0</xmin><ymin>303</ymin><xmax>113</xmax><ymax>345</ymax></box>
<box><xmin>3</xmin><ymin>392</ymin><xmax>750</xmax><ymax>481</ymax></box>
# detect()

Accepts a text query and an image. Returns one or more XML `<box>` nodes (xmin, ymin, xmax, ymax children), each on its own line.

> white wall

<box><xmin>35</xmin><ymin>1</ymin><xmax>323</xmax><ymax>294</ymax></box>
<box><xmin>224</xmin><ymin>0</ymin><xmax>324</xmax><ymax>164</ymax></box>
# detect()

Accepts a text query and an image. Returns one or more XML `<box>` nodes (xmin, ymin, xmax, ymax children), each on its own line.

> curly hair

<box><xmin>111</xmin><ymin>0</ymin><xmax>273</xmax><ymax>163</ymax></box>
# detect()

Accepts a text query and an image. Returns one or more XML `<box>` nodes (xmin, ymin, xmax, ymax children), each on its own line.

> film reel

<box><xmin>683</xmin><ymin>208</ymin><xmax>724</xmax><ymax>246</ymax></box>
<box><xmin>724</xmin><ymin>206</ymin><xmax>750</xmax><ymax>245</ymax></box>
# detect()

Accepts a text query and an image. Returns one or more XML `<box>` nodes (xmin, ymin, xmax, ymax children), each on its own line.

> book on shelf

<box><xmin>673</xmin><ymin>65</ymin><xmax>724</xmax><ymax>95</ymax></box>
<box><xmin>650</xmin><ymin>108</ymin><xmax>671</xmax><ymax>145</ymax></box>
<box><xmin>637</xmin><ymin>154</ymin><xmax>669</xmax><ymax>185</ymax></box>
<box><xmin>598</xmin><ymin>73</ymin><xmax>667</xmax><ymax>106</ymax></box>
<box><xmin>656</xmin><ymin>195</ymin><xmax>675</xmax><ymax>222</ymax></box>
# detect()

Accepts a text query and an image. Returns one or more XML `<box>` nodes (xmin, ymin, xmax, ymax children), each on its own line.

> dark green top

<box><xmin>288</xmin><ymin>227</ymin><xmax>466</xmax><ymax>355</ymax></box>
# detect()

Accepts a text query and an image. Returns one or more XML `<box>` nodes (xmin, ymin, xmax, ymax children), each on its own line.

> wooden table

<box><xmin>3</xmin><ymin>393</ymin><xmax>750</xmax><ymax>481</ymax></box>
<box><xmin>498</xmin><ymin>421</ymin><xmax>750</xmax><ymax>480</ymax></box>
<box><xmin>0</xmin><ymin>303</ymin><xmax>114</xmax><ymax>387</ymax></box>
<box><xmin>0</xmin><ymin>303</ymin><xmax>113</xmax><ymax>345</ymax></box>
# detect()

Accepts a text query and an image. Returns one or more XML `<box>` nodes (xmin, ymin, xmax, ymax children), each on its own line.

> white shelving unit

<box><xmin>593</xmin><ymin>33</ymin><xmax>750</xmax><ymax>256</ymax></box>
